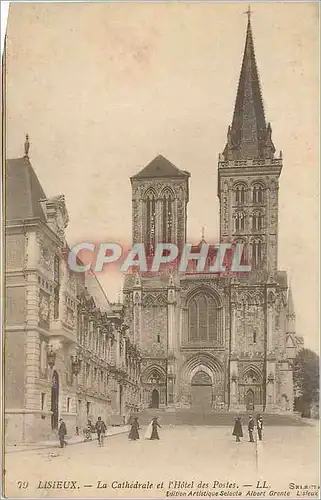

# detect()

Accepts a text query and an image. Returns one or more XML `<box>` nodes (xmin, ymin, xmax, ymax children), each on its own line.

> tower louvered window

<box><xmin>252</xmin><ymin>240</ymin><xmax>263</xmax><ymax>269</ymax></box>
<box><xmin>253</xmin><ymin>185</ymin><xmax>264</xmax><ymax>204</ymax></box>
<box><xmin>252</xmin><ymin>211</ymin><xmax>263</xmax><ymax>231</ymax></box>
<box><xmin>162</xmin><ymin>191</ymin><xmax>173</xmax><ymax>243</ymax></box>
<box><xmin>235</xmin><ymin>185</ymin><xmax>246</xmax><ymax>205</ymax></box>
<box><xmin>146</xmin><ymin>194</ymin><xmax>156</xmax><ymax>254</ymax></box>
<box><xmin>235</xmin><ymin>212</ymin><xmax>245</xmax><ymax>231</ymax></box>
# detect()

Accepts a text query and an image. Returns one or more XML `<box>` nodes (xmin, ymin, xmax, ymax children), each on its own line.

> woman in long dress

<box><xmin>144</xmin><ymin>420</ymin><xmax>153</xmax><ymax>440</ymax></box>
<box><xmin>128</xmin><ymin>417</ymin><xmax>140</xmax><ymax>440</ymax></box>
<box><xmin>150</xmin><ymin>417</ymin><xmax>161</xmax><ymax>440</ymax></box>
<box><xmin>232</xmin><ymin>416</ymin><xmax>243</xmax><ymax>442</ymax></box>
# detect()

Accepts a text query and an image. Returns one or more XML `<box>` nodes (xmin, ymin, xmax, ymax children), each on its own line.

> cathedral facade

<box><xmin>123</xmin><ymin>14</ymin><xmax>303</xmax><ymax>413</ymax></box>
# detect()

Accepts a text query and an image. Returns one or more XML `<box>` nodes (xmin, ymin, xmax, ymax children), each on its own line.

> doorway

<box><xmin>51</xmin><ymin>371</ymin><xmax>59</xmax><ymax>430</ymax></box>
<box><xmin>151</xmin><ymin>389</ymin><xmax>159</xmax><ymax>408</ymax></box>
<box><xmin>245</xmin><ymin>389</ymin><xmax>255</xmax><ymax>411</ymax></box>
<box><xmin>191</xmin><ymin>371</ymin><xmax>212</xmax><ymax>412</ymax></box>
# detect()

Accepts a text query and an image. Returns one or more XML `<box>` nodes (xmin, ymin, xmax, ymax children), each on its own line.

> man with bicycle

<box><xmin>95</xmin><ymin>416</ymin><xmax>107</xmax><ymax>446</ymax></box>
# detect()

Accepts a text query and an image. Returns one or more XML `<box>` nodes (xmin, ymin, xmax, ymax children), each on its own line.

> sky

<box><xmin>5</xmin><ymin>2</ymin><xmax>319</xmax><ymax>351</ymax></box>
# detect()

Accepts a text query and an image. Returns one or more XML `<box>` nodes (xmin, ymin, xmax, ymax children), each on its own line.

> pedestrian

<box><xmin>144</xmin><ymin>419</ymin><xmax>153</xmax><ymax>440</ymax></box>
<box><xmin>248</xmin><ymin>415</ymin><xmax>255</xmax><ymax>442</ymax></box>
<box><xmin>232</xmin><ymin>416</ymin><xmax>243</xmax><ymax>442</ymax></box>
<box><xmin>128</xmin><ymin>417</ymin><xmax>140</xmax><ymax>441</ymax></box>
<box><xmin>256</xmin><ymin>414</ymin><xmax>263</xmax><ymax>441</ymax></box>
<box><xmin>88</xmin><ymin>419</ymin><xmax>95</xmax><ymax>433</ymax></box>
<box><xmin>150</xmin><ymin>417</ymin><xmax>161</xmax><ymax>440</ymax></box>
<box><xmin>58</xmin><ymin>418</ymin><xmax>67</xmax><ymax>448</ymax></box>
<box><xmin>95</xmin><ymin>416</ymin><xmax>107</xmax><ymax>446</ymax></box>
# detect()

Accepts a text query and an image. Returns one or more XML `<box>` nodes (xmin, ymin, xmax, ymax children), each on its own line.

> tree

<box><xmin>293</xmin><ymin>348</ymin><xmax>319</xmax><ymax>417</ymax></box>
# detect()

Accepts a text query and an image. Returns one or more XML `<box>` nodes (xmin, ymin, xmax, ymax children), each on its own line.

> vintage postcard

<box><xmin>2</xmin><ymin>2</ymin><xmax>320</xmax><ymax>499</ymax></box>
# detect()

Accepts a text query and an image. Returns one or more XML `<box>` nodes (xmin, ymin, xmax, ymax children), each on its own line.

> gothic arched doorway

<box><xmin>151</xmin><ymin>389</ymin><xmax>159</xmax><ymax>409</ymax></box>
<box><xmin>51</xmin><ymin>371</ymin><xmax>59</xmax><ymax>430</ymax></box>
<box><xmin>245</xmin><ymin>389</ymin><xmax>254</xmax><ymax>411</ymax></box>
<box><xmin>191</xmin><ymin>371</ymin><xmax>212</xmax><ymax>412</ymax></box>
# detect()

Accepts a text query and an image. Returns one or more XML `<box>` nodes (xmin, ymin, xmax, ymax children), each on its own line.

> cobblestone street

<box><xmin>4</xmin><ymin>424</ymin><xmax>319</xmax><ymax>499</ymax></box>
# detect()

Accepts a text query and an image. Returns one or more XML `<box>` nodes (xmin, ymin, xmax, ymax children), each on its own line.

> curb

<box><xmin>5</xmin><ymin>428</ymin><xmax>129</xmax><ymax>454</ymax></box>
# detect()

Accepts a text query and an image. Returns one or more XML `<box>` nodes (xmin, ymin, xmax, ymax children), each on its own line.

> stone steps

<box><xmin>136</xmin><ymin>409</ymin><xmax>307</xmax><ymax>427</ymax></box>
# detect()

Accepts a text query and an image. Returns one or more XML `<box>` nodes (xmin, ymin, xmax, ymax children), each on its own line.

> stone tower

<box><xmin>130</xmin><ymin>155</ymin><xmax>190</xmax><ymax>252</ymax></box>
<box><xmin>123</xmin><ymin>11</ymin><xmax>302</xmax><ymax>414</ymax></box>
<box><xmin>218</xmin><ymin>12</ymin><xmax>283</xmax><ymax>272</ymax></box>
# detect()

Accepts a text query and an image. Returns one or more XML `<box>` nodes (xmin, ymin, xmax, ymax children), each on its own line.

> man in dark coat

<box><xmin>232</xmin><ymin>416</ymin><xmax>243</xmax><ymax>442</ymax></box>
<box><xmin>128</xmin><ymin>417</ymin><xmax>140</xmax><ymax>441</ymax></box>
<box><xmin>58</xmin><ymin>418</ymin><xmax>67</xmax><ymax>448</ymax></box>
<box><xmin>95</xmin><ymin>416</ymin><xmax>107</xmax><ymax>446</ymax></box>
<box><xmin>248</xmin><ymin>415</ymin><xmax>255</xmax><ymax>442</ymax></box>
<box><xmin>256</xmin><ymin>414</ymin><xmax>263</xmax><ymax>441</ymax></box>
<box><xmin>150</xmin><ymin>417</ymin><xmax>161</xmax><ymax>440</ymax></box>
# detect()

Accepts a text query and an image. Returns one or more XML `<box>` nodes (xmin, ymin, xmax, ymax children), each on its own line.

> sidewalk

<box><xmin>5</xmin><ymin>425</ymin><xmax>130</xmax><ymax>454</ymax></box>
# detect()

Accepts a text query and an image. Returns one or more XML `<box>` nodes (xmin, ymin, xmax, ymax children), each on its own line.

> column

<box><xmin>138</xmin><ymin>199</ymin><xmax>144</xmax><ymax>244</ymax></box>
<box><xmin>267</xmin><ymin>304</ymin><xmax>273</xmax><ymax>353</ymax></box>
<box><xmin>115</xmin><ymin>328</ymin><xmax>120</xmax><ymax>369</ymax></box>
<box><xmin>266</xmin><ymin>361</ymin><xmax>276</xmax><ymax>408</ymax></box>
<box><xmin>173</xmin><ymin>198</ymin><xmax>178</xmax><ymax>245</ymax></box>
<box><xmin>133</xmin><ymin>291</ymin><xmax>142</xmax><ymax>346</ymax></box>
<box><xmin>229</xmin><ymin>361</ymin><xmax>238</xmax><ymax>407</ymax></box>
<box><xmin>167</xmin><ymin>302</ymin><xmax>175</xmax><ymax>355</ymax></box>
<box><xmin>231</xmin><ymin>306</ymin><xmax>237</xmax><ymax>353</ymax></box>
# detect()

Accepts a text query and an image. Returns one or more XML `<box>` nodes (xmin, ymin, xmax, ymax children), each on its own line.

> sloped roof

<box><xmin>132</xmin><ymin>155</ymin><xmax>190</xmax><ymax>180</ymax></box>
<box><xmin>5</xmin><ymin>156</ymin><xmax>46</xmax><ymax>222</ymax></box>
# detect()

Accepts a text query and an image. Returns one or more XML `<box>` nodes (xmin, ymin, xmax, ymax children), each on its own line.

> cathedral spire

<box><xmin>286</xmin><ymin>285</ymin><xmax>296</xmax><ymax>335</ymax></box>
<box><xmin>223</xmin><ymin>9</ymin><xmax>275</xmax><ymax>160</ymax></box>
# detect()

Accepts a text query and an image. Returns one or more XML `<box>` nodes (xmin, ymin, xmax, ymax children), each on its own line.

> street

<box><xmin>4</xmin><ymin>424</ymin><xmax>319</xmax><ymax>499</ymax></box>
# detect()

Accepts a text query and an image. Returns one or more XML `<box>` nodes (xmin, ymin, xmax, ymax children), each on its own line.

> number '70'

<box><xmin>17</xmin><ymin>481</ymin><xmax>29</xmax><ymax>489</ymax></box>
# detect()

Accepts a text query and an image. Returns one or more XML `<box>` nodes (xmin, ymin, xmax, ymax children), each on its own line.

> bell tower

<box><xmin>130</xmin><ymin>155</ymin><xmax>190</xmax><ymax>254</ymax></box>
<box><xmin>218</xmin><ymin>9</ymin><xmax>282</xmax><ymax>272</ymax></box>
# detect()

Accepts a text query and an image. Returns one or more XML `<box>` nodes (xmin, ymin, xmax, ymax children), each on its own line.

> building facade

<box><xmin>4</xmin><ymin>147</ymin><xmax>141</xmax><ymax>443</ymax></box>
<box><xmin>123</xmin><ymin>14</ymin><xmax>303</xmax><ymax>413</ymax></box>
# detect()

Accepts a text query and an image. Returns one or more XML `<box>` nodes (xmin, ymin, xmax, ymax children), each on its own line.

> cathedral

<box><xmin>123</xmin><ymin>13</ymin><xmax>303</xmax><ymax>413</ymax></box>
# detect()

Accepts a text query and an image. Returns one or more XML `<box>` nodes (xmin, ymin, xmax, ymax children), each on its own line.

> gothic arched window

<box><xmin>235</xmin><ymin>238</ymin><xmax>248</xmax><ymax>264</ymax></box>
<box><xmin>253</xmin><ymin>184</ymin><xmax>264</xmax><ymax>204</ymax></box>
<box><xmin>189</xmin><ymin>299</ymin><xmax>198</xmax><ymax>340</ymax></box>
<box><xmin>188</xmin><ymin>292</ymin><xmax>220</xmax><ymax>342</ymax></box>
<box><xmin>235</xmin><ymin>211</ymin><xmax>245</xmax><ymax>231</ymax></box>
<box><xmin>252</xmin><ymin>239</ymin><xmax>263</xmax><ymax>269</ymax></box>
<box><xmin>252</xmin><ymin>211</ymin><xmax>263</xmax><ymax>231</ymax></box>
<box><xmin>161</xmin><ymin>189</ymin><xmax>174</xmax><ymax>243</ymax></box>
<box><xmin>235</xmin><ymin>185</ymin><xmax>246</xmax><ymax>205</ymax></box>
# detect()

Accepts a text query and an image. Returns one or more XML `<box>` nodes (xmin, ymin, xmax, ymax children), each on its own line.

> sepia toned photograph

<box><xmin>2</xmin><ymin>2</ymin><xmax>320</xmax><ymax>499</ymax></box>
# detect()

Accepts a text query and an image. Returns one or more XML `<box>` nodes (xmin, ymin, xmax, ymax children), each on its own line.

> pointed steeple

<box><xmin>286</xmin><ymin>285</ymin><xmax>296</xmax><ymax>335</ymax></box>
<box><xmin>223</xmin><ymin>9</ymin><xmax>275</xmax><ymax>160</ymax></box>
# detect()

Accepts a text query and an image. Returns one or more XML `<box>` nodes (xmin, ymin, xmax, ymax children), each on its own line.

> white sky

<box><xmin>5</xmin><ymin>2</ymin><xmax>319</xmax><ymax>351</ymax></box>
